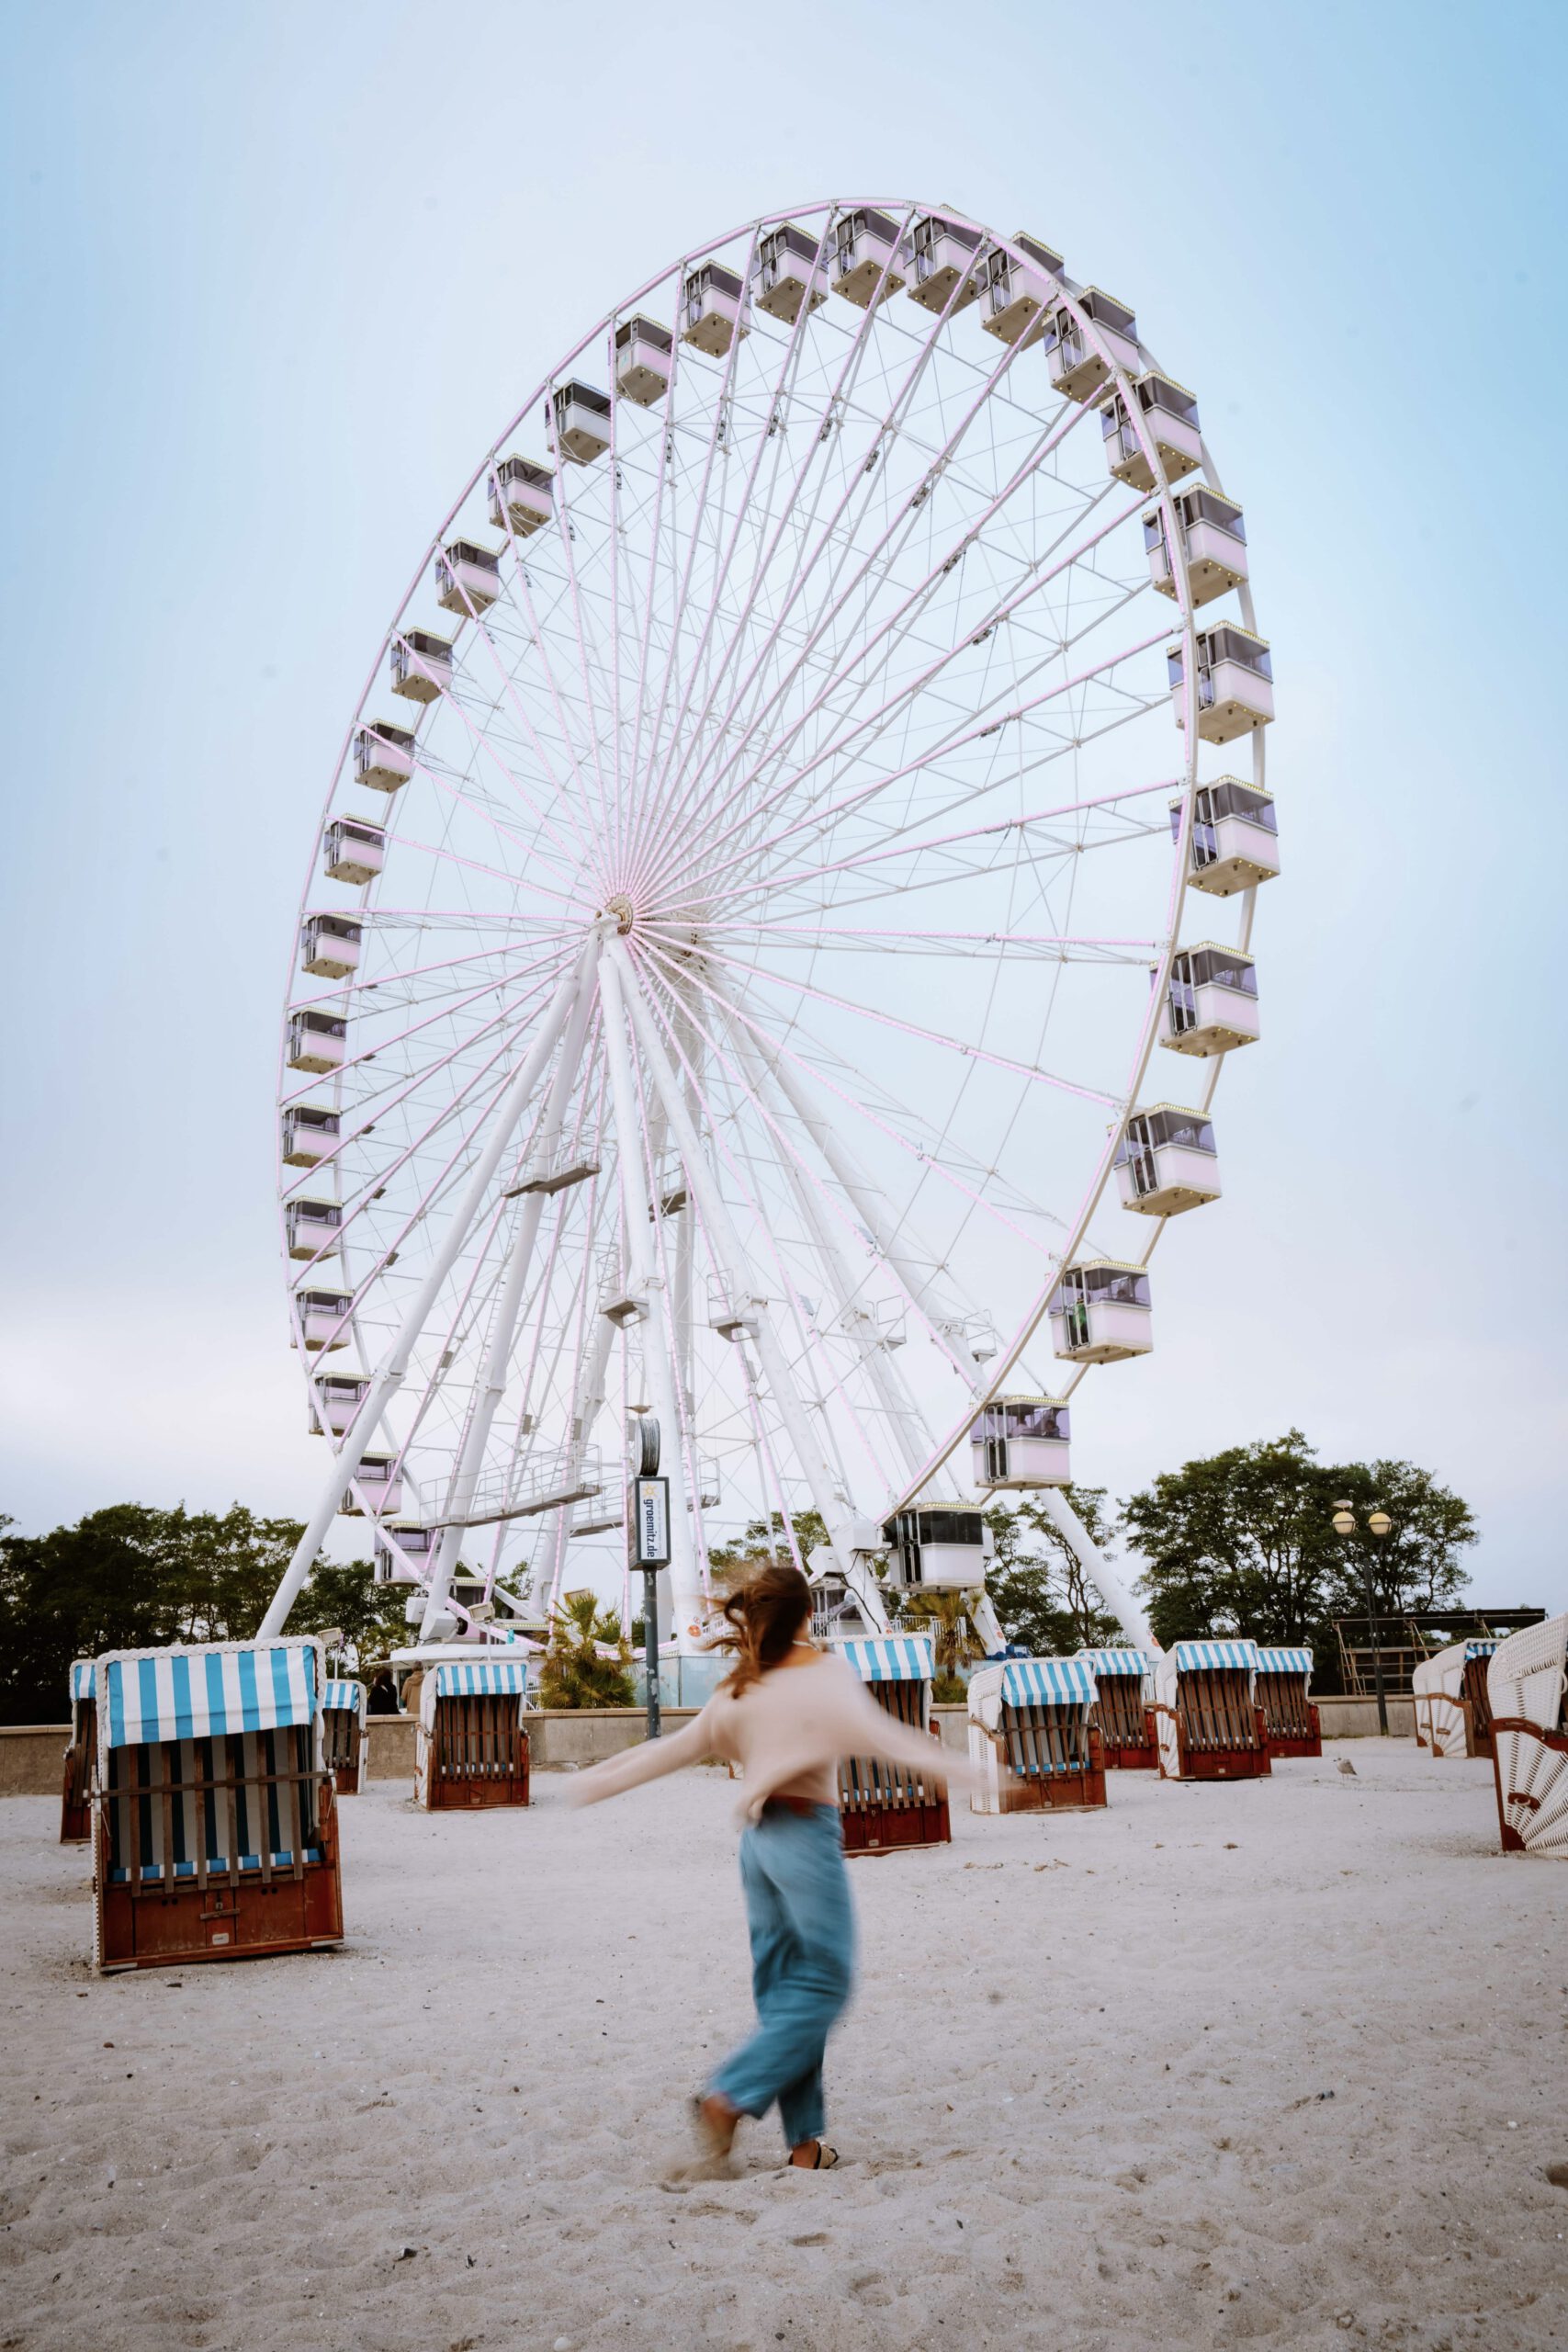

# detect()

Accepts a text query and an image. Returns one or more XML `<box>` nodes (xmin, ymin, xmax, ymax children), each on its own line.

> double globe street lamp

<box><xmin>1333</xmin><ymin>1500</ymin><xmax>1393</xmax><ymax>1734</ymax></box>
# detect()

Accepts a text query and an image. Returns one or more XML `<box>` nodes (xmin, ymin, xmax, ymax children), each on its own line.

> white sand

<box><xmin>2</xmin><ymin>1744</ymin><xmax>1565</xmax><ymax>2351</ymax></box>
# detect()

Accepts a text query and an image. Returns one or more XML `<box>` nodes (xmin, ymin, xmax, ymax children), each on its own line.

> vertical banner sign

<box><xmin>631</xmin><ymin>1476</ymin><xmax>671</xmax><ymax>1567</ymax></box>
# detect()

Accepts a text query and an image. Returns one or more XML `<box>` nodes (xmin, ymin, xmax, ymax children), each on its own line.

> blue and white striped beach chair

<box><xmin>61</xmin><ymin>1657</ymin><xmax>96</xmax><ymax>1844</ymax></box>
<box><xmin>966</xmin><ymin>1657</ymin><xmax>1107</xmax><ymax>1814</ymax></box>
<box><xmin>834</xmin><ymin>1636</ymin><xmax>950</xmax><ymax>1856</ymax></box>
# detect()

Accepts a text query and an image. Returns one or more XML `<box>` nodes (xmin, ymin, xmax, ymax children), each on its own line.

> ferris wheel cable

<box><xmin>639</xmin><ymin>620</ymin><xmax>1170</xmax><ymax>913</ymax></box>
<box><xmin>417</xmin><ymin>975</ymin><xmax>603</xmax><ymax>1635</ymax></box>
<box><xmin>262</xmin><ymin>952</ymin><xmax>589</xmax><ymax>1635</ymax></box>
<box><xmin>625</xmin><ymin>217</ymin><xmax>975</xmax><ymax>879</ymax></box>
<box><xmin>638</xmin><ymin>388</ymin><xmax>1122</xmax><ymax>881</ymax></box>
<box><xmin>537</xmin><ymin>446</ymin><xmax>626</xmax><ymax>873</ymax></box>
<box><xmin>687</xmin><ymin>920</ymin><xmax>1165</xmax><ymax>956</ymax></box>
<box><xmin>537</xmin><ymin>1226</ymin><xmax>619</xmax><ymax>1615</ymax></box>
<box><xmin>290</xmin><ymin>926</ymin><xmax>579</xmax><ymax>1036</ymax></box>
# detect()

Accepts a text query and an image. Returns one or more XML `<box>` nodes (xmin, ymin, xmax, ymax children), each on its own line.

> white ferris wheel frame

<box><xmin>260</xmin><ymin>197</ymin><xmax>1268</xmax><ymax>1655</ymax></box>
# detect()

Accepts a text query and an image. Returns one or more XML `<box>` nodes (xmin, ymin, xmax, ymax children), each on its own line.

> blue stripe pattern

<box><xmin>1464</xmin><ymin>1641</ymin><xmax>1497</xmax><ymax>1660</ymax></box>
<box><xmin>1254</xmin><ymin>1647</ymin><xmax>1313</xmax><ymax>1676</ymax></box>
<box><xmin>838</xmin><ymin>1636</ymin><xmax>935</xmax><ymax>1684</ymax></box>
<box><xmin>323</xmin><ymin>1680</ymin><xmax>365</xmax><ymax>1713</ymax></box>
<box><xmin>69</xmin><ymin>1659</ymin><xmax>95</xmax><ymax>1702</ymax></box>
<box><xmin>1078</xmin><ymin>1647</ymin><xmax>1149</xmax><ymax>1678</ymax></box>
<box><xmin>100</xmin><ymin>1644</ymin><xmax>319</xmax><ymax>1747</ymax></box>
<box><xmin>1171</xmin><ymin>1640</ymin><xmax>1258</xmax><ymax>1673</ymax></box>
<box><xmin>432</xmin><ymin>1660</ymin><xmax>529</xmax><ymax>1697</ymax></box>
<box><xmin>1002</xmin><ymin>1657</ymin><xmax>1096</xmax><ymax>1707</ymax></box>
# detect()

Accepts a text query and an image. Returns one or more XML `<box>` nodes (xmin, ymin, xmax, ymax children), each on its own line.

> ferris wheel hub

<box><xmin>603</xmin><ymin>893</ymin><xmax>636</xmax><ymax>935</ymax></box>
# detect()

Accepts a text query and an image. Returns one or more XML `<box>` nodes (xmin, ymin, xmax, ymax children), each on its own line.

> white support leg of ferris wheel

<box><xmin>727</xmin><ymin>1018</ymin><xmax>948</xmax><ymax>1497</ymax></box>
<box><xmin>609</xmin><ymin>939</ymin><xmax>865</xmax><ymax>1583</ymax></box>
<box><xmin>1033</xmin><ymin>1484</ymin><xmax>1154</xmax><ymax>1655</ymax></box>
<box><xmin>259</xmin><ymin>959</ymin><xmax>584</xmax><ymax>1639</ymax></box>
<box><xmin>595</xmin><ymin>938</ymin><xmax>705</xmax><ymax>1650</ymax></box>
<box><xmin>418</xmin><ymin>967</ymin><xmax>598</xmax><ymax>1640</ymax></box>
<box><xmin>750</xmin><ymin>1029</ymin><xmax>987</xmax><ymax>1382</ymax></box>
<box><xmin>540</xmin><ymin>1299</ymin><xmax>618</xmax><ymax>1617</ymax></box>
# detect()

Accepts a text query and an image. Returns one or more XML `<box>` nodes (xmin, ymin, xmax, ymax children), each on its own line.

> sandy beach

<box><xmin>2</xmin><ymin>1743</ymin><xmax>1564</xmax><ymax>2352</ymax></box>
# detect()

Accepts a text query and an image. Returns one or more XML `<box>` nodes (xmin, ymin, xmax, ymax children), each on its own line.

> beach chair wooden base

<box><xmin>1265</xmin><ymin>1704</ymin><xmax>1321</xmax><ymax>1760</ymax></box>
<box><xmin>95</xmin><ymin>1777</ymin><xmax>344</xmax><ymax>1973</ymax></box>
<box><xmin>1156</xmin><ymin>1680</ymin><xmax>1271</xmax><ymax>1782</ymax></box>
<box><xmin>60</xmin><ymin>1752</ymin><xmax>92</xmax><ymax>1844</ymax></box>
<box><xmin>840</xmin><ymin>1796</ymin><xmax>951</xmax><ymax>1857</ymax></box>
<box><xmin>997</xmin><ymin>1764</ymin><xmax>1107</xmax><ymax>1813</ymax></box>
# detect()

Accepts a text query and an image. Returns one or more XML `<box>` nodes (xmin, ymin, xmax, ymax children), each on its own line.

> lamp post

<box><xmin>629</xmin><ymin>1418</ymin><xmax>670</xmax><ymax>1741</ymax></box>
<box><xmin>1334</xmin><ymin>1500</ymin><xmax>1393</xmax><ymax>1735</ymax></box>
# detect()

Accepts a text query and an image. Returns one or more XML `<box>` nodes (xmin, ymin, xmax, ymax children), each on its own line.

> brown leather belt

<box><xmin>761</xmin><ymin>1795</ymin><xmax>819</xmax><ymax>1818</ymax></box>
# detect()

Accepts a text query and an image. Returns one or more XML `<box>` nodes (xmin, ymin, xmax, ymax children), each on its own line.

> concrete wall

<box><xmin>0</xmin><ymin>1690</ymin><xmax>1422</xmax><ymax>1798</ymax></box>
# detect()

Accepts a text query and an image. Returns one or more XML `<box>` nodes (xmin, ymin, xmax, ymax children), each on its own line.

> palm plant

<box><xmin>897</xmin><ymin>1588</ymin><xmax>987</xmax><ymax>1702</ymax></box>
<box><xmin>537</xmin><ymin>1588</ymin><xmax>637</xmax><ymax>1710</ymax></box>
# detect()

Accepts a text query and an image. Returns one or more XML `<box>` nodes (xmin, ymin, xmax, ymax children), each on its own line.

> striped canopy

<box><xmin>432</xmin><ymin>1659</ymin><xmax>529</xmax><ymax>1697</ymax></box>
<box><xmin>323</xmin><ymin>1679</ymin><xmax>366</xmax><ymax>1714</ymax></box>
<box><xmin>1465</xmin><ymin>1641</ymin><xmax>1498</xmax><ymax>1660</ymax></box>
<box><xmin>70</xmin><ymin>1658</ymin><xmax>96</xmax><ymax>1703</ymax></box>
<box><xmin>838</xmin><ymin>1636</ymin><xmax>935</xmax><ymax>1684</ymax></box>
<box><xmin>1078</xmin><ymin>1647</ymin><xmax>1149</xmax><ymax>1679</ymax></box>
<box><xmin>1254</xmin><ymin>1647</ymin><xmax>1313</xmax><ymax>1677</ymax></box>
<box><xmin>101</xmin><ymin>1644</ymin><xmax>319</xmax><ymax>1748</ymax></box>
<box><xmin>1002</xmin><ymin>1657</ymin><xmax>1096</xmax><ymax>1708</ymax></box>
<box><xmin>1171</xmin><ymin>1640</ymin><xmax>1258</xmax><ymax>1674</ymax></box>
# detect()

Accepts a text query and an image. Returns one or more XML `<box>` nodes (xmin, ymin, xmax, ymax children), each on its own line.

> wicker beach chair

<box><xmin>321</xmin><ymin>1679</ymin><xmax>367</xmax><ymax>1793</ymax></box>
<box><xmin>92</xmin><ymin>1639</ymin><xmax>343</xmax><ymax>1972</ymax></box>
<box><xmin>415</xmin><ymin>1657</ymin><xmax>531</xmax><ymax>1810</ymax></box>
<box><xmin>835</xmin><ymin>1635</ymin><xmax>950</xmax><ymax>1856</ymax></box>
<box><xmin>1077</xmin><ymin>1647</ymin><xmax>1157</xmax><ymax>1768</ymax></box>
<box><xmin>1254</xmin><ymin>1646</ymin><xmax>1320</xmax><ymax>1758</ymax></box>
<box><xmin>967</xmin><ymin>1657</ymin><xmax>1107</xmax><ymax>1814</ymax></box>
<box><xmin>1486</xmin><ymin>1613</ymin><xmax>1568</xmax><ymax>1857</ymax></box>
<box><xmin>1413</xmin><ymin>1640</ymin><xmax>1494</xmax><ymax>1757</ymax></box>
<box><xmin>1152</xmin><ymin>1640</ymin><xmax>1270</xmax><ymax>1781</ymax></box>
<box><xmin>61</xmin><ymin>1658</ymin><xmax>96</xmax><ymax>1844</ymax></box>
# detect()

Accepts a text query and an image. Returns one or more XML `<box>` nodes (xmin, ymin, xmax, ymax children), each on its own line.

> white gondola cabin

<box><xmin>1101</xmin><ymin>374</ymin><xmax>1202</xmax><ymax>492</ymax></box>
<box><xmin>1048</xmin><ymin>1261</ymin><xmax>1153</xmax><ymax>1364</ymax></box>
<box><xmin>681</xmin><ymin>263</ymin><xmax>748</xmax><ymax>358</ymax></box>
<box><xmin>615</xmin><ymin>313</ymin><xmax>674</xmax><ymax>404</ymax></box>
<box><xmin>969</xmin><ymin>1396</ymin><xmax>1071</xmax><ymax>1489</ymax></box>
<box><xmin>375</xmin><ymin>1522</ymin><xmax>436</xmax><ymax>1582</ymax></box>
<box><xmin>389</xmin><ymin>627</ymin><xmax>453</xmax><ymax>703</ymax></box>
<box><xmin>1487</xmin><ymin>1613</ymin><xmax>1568</xmax><ymax>1857</ymax></box>
<box><xmin>1168</xmin><ymin>623</ymin><xmax>1274</xmax><ymax>743</ymax></box>
<box><xmin>300</xmin><ymin>913</ymin><xmax>361</xmax><ymax>979</ymax></box>
<box><xmin>835</xmin><ymin>1635</ymin><xmax>949</xmax><ymax>1856</ymax></box>
<box><xmin>309</xmin><ymin>1370</ymin><xmax>368</xmax><ymax>1435</ymax></box>
<box><xmin>1254</xmin><ymin>1647</ymin><xmax>1321</xmax><ymax>1758</ymax></box>
<box><xmin>1158</xmin><ymin>942</ymin><xmax>1259</xmax><ymax>1057</ymax></box>
<box><xmin>435</xmin><ymin>537</ymin><xmax>502</xmax><ymax>619</ymax></box>
<box><xmin>752</xmin><ymin>222</ymin><xmax>828</xmax><ymax>323</ymax></box>
<box><xmin>62</xmin><ymin>1657</ymin><xmax>96</xmax><ymax>1842</ymax></box>
<box><xmin>906</xmin><ymin>213</ymin><xmax>984</xmax><ymax>315</ymax></box>
<box><xmin>91</xmin><ymin>1639</ymin><xmax>343</xmax><ymax>1972</ymax></box>
<box><xmin>414</xmin><ymin>1654</ymin><xmax>531</xmax><ymax>1811</ymax></box>
<box><xmin>282</xmin><ymin>1104</ymin><xmax>339</xmax><ymax>1167</ymax></box>
<box><xmin>321</xmin><ymin>1679</ymin><xmax>367</xmax><ymax>1793</ymax></box>
<box><xmin>287</xmin><ymin>1196</ymin><xmax>343</xmax><ymax>1261</ymax></box>
<box><xmin>1153</xmin><ymin>1639</ymin><xmax>1270</xmax><ymax>1781</ymax></box>
<box><xmin>354</xmin><ymin>718</ymin><xmax>415</xmax><ymax>792</ymax></box>
<box><xmin>322</xmin><ymin>818</ymin><xmax>385</xmax><ymax>887</ymax></box>
<box><xmin>977</xmin><ymin>231</ymin><xmax>1063</xmax><ymax>347</ymax></box>
<box><xmin>967</xmin><ymin>1657</ymin><xmax>1106</xmax><ymax>1814</ymax></box>
<box><xmin>287</xmin><ymin>1009</ymin><xmax>346</xmax><ymax>1073</ymax></box>
<box><xmin>829</xmin><ymin>208</ymin><xmax>906</xmax><ymax>309</ymax></box>
<box><xmin>341</xmin><ymin>1453</ymin><xmax>402</xmax><ymax>1518</ymax></box>
<box><xmin>881</xmin><ymin>1506</ymin><xmax>995</xmax><ymax>1595</ymax></box>
<box><xmin>296</xmin><ymin>1284</ymin><xmax>353</xmax><ymax>1351</ymax></box>
<box><xmin>1114</xmin><ymin>1104</ymin><xmax>1221</xmax><ymax>1216</ymax></box>
<box><xmin>490</xmin><ymin>454</ymin><xmax>556</xmax><ymax>536</ymax></box>
<box><xmin>1145</xmin><ymin>485</ymin><xmax>1248</xmax><ymax>608</ymax></box>
<box><xmin>1170</xmin><ymin>777</ymin><xmax>1279</xmax><ymax>897</ymax></box>
<box><xmin>552</xmin><ymin>381</ymin><xmax>612</xmax><ymax>464</ymax></box>
<box><xmin>1078</xmin><ymin>1648</ymin><xmax>1157</xmax><ymax>1768</ymax></box>
<box><xmin>1043</xmin><ymin>288</ymin><xmax>1140</xmax><ymax>400</ymax></box>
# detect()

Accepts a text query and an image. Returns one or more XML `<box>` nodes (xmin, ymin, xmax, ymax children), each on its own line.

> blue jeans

<box><xmin>708</xmin><ymin>1804</ymin><xmax>856</xmax><ymax>2149</ymax></box>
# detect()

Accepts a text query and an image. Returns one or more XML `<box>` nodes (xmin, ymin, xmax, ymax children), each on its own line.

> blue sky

<box><xmin>1</xmin><ymin>0</ymin><xmax>1563</xmax><ymax>1611</ymax></box>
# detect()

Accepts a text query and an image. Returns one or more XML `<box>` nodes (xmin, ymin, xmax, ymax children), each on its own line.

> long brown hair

<box><xmin>712</xmin><ymin>1562</ymin><xmax>814</xmax><ymax>1698</ymax></box>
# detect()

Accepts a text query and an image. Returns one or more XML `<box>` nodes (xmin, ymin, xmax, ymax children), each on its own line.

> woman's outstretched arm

<box><xmin>565</xmin><ymin>1701</ymin><xmax>721</xmax><ymax>1806</ymax></box>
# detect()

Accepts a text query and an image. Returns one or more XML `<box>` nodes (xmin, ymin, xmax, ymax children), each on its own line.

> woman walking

<box><xmin>570</xmin><ymin>1562</ymin><xmax>983</xmax><ymax>2170</ymax></box>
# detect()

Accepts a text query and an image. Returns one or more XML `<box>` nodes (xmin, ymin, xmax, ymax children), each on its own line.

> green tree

<box><xmin>985</xmin><ymin>1486</ymin><xmax>1125</xmax><ymax>1655</ymax></box>
<box><xmin>707</xmin><ymin>1510</ymin><xmax>829</xmax><ymax>1587</ymax></box>
<box><xmin>288</xmin><ymin>1555</ymin><xmax>409</xmax><ymax>1673</ymax></box>
<box><xmin>1120</xmin><ymin>1431</ymin><xmax>1476</xmax><ymax>1653</ymax></box>
<box><xmin>537</xmin><ymin>1589</ymin><xmax>637</xmax><ymax>1709</ymax></box>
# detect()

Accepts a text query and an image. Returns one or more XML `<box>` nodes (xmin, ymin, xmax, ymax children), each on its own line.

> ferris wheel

<box><xmin>260</xmin><ymin>199</ymin><xmax>1277</xmax><ymax>1657</ymax></box>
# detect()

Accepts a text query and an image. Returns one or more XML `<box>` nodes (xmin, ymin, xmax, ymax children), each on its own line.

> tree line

<box><xmin>0</xmin><ymin>1430</ymin><xmax>1477</xmax><ymax>1721</ymax></box>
